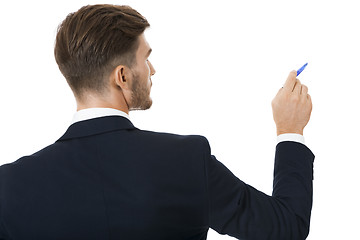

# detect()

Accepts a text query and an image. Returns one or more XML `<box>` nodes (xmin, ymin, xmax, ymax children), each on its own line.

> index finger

<box><xmin>283</xmin><ymin>70</ymin><xmax>297</xmax><ymax>92</ymax></box>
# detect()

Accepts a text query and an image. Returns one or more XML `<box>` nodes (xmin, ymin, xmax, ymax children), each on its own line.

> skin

<box><xmin>76</xmin><ymin>33</ymin><xmax>156</xmax><ymax>114</ymax></box>
<box><xmin>271</xmin><ymin>70</ymin><xmax>312</xmax><ymax>135</ymax></box>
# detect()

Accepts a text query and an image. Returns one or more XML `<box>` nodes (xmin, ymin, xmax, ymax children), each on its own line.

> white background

<box><xmin>1</xmin><ymin>0</ymin><xmax>359</xmax><ymax>239</ymax></box>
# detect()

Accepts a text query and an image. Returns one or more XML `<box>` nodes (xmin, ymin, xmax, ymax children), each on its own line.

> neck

<box><xmin>76</xmin><ymin>92</ymin><xmax>129</xmax><ymax>114</ymax></box>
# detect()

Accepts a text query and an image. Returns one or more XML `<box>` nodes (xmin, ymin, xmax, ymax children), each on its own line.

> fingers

<box><xmin>293</xmin><ymin>79</ymin><xmax>302</xmax><ymax>94</ymax></box>
<box><xmin>306</xmin><ymin>93</ymin><xmax>313</xmax><ymax>112</ymax></box>
<box><xmin>300</xmin><ymin>84</ymin><xmax>311</xmax><ymax>104</ymax></box>
<box><xmin>281</xmin><ymin>70</ymin><xmax>311</xmax><ymax>101</ymax></box>
<box><xmin>283</xmin><ymin>70</ymin><xmax>297</xmax><ymax>92</ymax></box>
<box><xmin>301</xmin><ymin>84</ymin><xmax>308</xmax><ymax>95</ymax></box>
<box><xmin>301</xmin><ymin>84</ymin><xmax>310</xmax><ymax>100</ymax></box>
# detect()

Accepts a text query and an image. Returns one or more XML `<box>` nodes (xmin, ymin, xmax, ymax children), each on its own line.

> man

<box><xmin>0</xmin><ymin>4</ymin><xmax>314</xmax><ymax>240</ymax></box>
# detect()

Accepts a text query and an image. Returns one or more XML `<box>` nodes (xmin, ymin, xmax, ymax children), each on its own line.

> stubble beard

<box><xmin>129</xmin><ymin>72</ymin><xmax>152</xmax><ymax>111</ymax></box>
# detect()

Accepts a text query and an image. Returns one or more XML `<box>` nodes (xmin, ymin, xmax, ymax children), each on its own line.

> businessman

<box><xmin>0</xmin><ymin>4</ymin><xmax>314</xmax><ymax>240</ymax></box>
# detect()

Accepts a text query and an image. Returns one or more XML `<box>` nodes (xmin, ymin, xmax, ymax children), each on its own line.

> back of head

<box><xmin>54</xmin><ymin>4</ymin><xmax>150</xmax><ymax>99</ymax></box>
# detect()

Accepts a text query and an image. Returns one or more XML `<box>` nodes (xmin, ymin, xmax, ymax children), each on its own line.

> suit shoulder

<box><xmin>138</xmin><ymin>129</ymin><xmax>210</xmax><ymax>147</ymax></box>
<box><xmin>0</xmin><ymin>142</ymin><xmax>59</xmax><ymax>171</ymax></box>
<box><xmin>0</xmin><ymin>155</ymin><xmax>39</xmax><ymax>176</ymax></box>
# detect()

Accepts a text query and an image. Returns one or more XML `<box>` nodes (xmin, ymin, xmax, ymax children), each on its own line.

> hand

<box><xmin>271</xmin><ymin>70</ymin><xmax>312</xmax><ymax>135</ymax></box>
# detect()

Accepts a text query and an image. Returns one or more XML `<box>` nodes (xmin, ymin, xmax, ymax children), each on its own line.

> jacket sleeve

<box><xmin>205</xmin><ymin>140</ymin><xmax>314</xmax><ymax>240</ymax></box>
<box><xmin>0</xmin><ymin>167</ymin><xmax>7</xmax><ymax>239</ymax></box>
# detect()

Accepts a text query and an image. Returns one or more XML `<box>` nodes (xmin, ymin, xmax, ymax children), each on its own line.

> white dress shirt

<box><xmin>71</xmin><ymin>108</ymin><xmax>305</xmax><ymax>145</ymax></box>
<box><xmin>71</xmin><ymin>108</ymin><xmax>130</xmax><ymax>124</ymax></box>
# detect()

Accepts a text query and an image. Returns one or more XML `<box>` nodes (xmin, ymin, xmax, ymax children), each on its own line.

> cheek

<box><xmin>138</xmin><ymin>64</ymin><xmax>151</xmax><ymax>86</ymax></box>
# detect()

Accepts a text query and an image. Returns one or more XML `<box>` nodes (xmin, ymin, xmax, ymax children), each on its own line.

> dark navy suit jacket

<box><xmin>0</xmin><ymin>116</ymin><xmax>314</xmax><ymax>239</ymax></box>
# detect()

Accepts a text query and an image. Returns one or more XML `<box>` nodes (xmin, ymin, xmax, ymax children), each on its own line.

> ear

<box><xmin>113</xmin><ymin>65</ymin><xmax>132</xmax><ymax>90</ymax></box>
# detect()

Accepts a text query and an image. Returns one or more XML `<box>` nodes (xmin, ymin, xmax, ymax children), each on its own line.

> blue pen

<box><xmin>297</xmin><ymin>63</ymin><xmax>308</xmax><ymax>76</ymax></box>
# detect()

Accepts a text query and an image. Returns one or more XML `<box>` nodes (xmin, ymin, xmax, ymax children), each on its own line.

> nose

<box><xmin>149</xmin><ymin>60</ymin><xmax>156</xmax><ymax>76</ymax></box>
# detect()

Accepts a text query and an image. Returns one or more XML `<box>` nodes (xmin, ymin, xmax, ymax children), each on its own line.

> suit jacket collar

<box><xmin>56</xmin><ymin>116</ymin><xmax>137</xmax><ymax>142</ymax></box>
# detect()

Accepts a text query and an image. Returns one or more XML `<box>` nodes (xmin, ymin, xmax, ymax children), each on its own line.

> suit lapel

<box><xmin>56</xmin><ymin>116</ymin><xmax>137</xmax><ymax>142</ymax></box>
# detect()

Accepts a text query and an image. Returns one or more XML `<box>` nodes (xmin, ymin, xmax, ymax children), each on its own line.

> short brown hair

<box><xmin>54</xmin><ymin>4</ymin><xmax>150</xmax><ymax>98</ymax></box>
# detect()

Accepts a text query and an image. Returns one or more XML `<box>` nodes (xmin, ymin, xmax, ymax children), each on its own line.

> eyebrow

<box><xmin>146</xmin><ymin>48</ymin><xmax>152</xmax><ymax>58</ymax></box>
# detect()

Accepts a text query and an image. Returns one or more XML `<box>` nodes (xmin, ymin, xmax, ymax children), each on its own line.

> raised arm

<box><xmin>207</xmin><ymin>71</ymin><xmax>314</xmax><ymax>239</ymax></box>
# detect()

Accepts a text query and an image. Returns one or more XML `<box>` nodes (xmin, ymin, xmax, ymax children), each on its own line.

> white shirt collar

<box><xmin>71</xmin><ymin>108</ymin><xmax>130</xmax><ymax>125</ymax></box>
